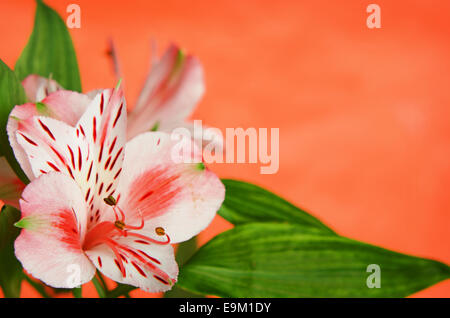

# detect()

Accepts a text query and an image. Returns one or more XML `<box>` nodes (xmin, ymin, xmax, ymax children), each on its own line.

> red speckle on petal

<box><xmin>113</xmin><ymin>104</ymin><xmax>123</xmax><ymax>128</ymax></box>
<box><xmin>18</xmin><ymin>133</ymin><xmax>38</xmax><ymax>146</ymax></box>
<box><xmin>47</xmin><ymin>161</ymin><xmax>61</xmax><ymax>172</ymax></box>
<box><xmin>153</xmin><ymin>275</ymin><xmax>169</xmax><ymax>285</ymax></box>
<box><xmin>79</xmin><ymin>125</ymin><xmax>86</xmax><ymax>137</ymax></box>
<box><xmin>99</xmin><ymin>94</ymin><xmax>104</xmax><ymax>115</ymax></box>
<box><xmin>93</xmin><ymin>117</ymin><xmax>97</xmax><ymax>143</ymax></box>
<box><xmin>67</xmin><ymin>145</ymin><xmax>75</xmax><ymax>169</ymax></box>
<box><xmin>131</xmin><ymin>261</ymin><xmax>147</xmax><ymax>277</ymax></box>
<box><xmin>38</xmin><ymin>119</ymin><xmax>56</xmax><ymax>141</ymax></box>
<box><xmin>109</xmin><ymin>137</ymin><xmax>117</xmax><ymax>155</ymax></box>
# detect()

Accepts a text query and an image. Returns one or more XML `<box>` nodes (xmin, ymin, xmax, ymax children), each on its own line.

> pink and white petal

<box><xmin>0</xmin><ymin>157</ymin><xmax>25</xmax><ymax>209</ymax></box>
<box><xmin>7</xmin><ymin>91</ymin><xmax>91</xmax><ymax>180</ymax></box>
<box><xmin>116</xmin><ymin>132</ymin><xmax>225</xmax><ymax>243</ymax></box>
<box><xmin>15</xmin><ymin>172</ymin><xmax>95</xmax><ymax>288</ymax></box>
<box><xmin>22</xmin><ymin>75</ymin><xmax>63</xmax><ymax>102</ymax></box>
<box><xmin>41</xmin><ymin>90</ymin><xmax>91</xmax><ymax>125</ymax></box>
<box><xmin>14</xmin><ymin>116</ymin><xmax>87</xmax><ymax>183</ymax></box>
<box><xmin>85</xmin><ymin>235</ymin><xmax>178</xmax><ymax>293</ymax></box>
<box><xmin>75</xmin><ymin>88</ymin><xmax>127</xmax><ymax>228</ymax></box>
<box><xmin>7</xmin><ymin>103</ymin><xmax>40</xmax><ymax>180</ymax></box>
<box><xmin>128</xmin><ymin>45</ymin><xmax>205</xmax><ymax>139</ymax></box>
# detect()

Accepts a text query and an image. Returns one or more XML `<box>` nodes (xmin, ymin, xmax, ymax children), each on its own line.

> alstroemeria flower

<box><xmin>18</xmin><ymin>44</ymin><xmax>222</xmax><ymax>151</ymax></box>
<box><xmin>8</xmin><ymin>87</ymin><xmax>225</xmax><ymax>291</ymax></box>
<box><xmin>127</xmin><ymin>44</ymin><xmax>222</xmax><ymax>149</ymax></box>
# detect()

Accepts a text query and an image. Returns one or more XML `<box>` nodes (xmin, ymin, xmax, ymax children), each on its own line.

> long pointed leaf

<box><xmin>219</xmin><ymin>179</ymin><xmax>334</xmax><ymax>234</ymax></box>
<box><xmin>0</xmin><ymin>59</ymin><xmax>29</xmax><ymax>184</ymax></box>
<box><xmin>178</xmin><ymin>223</ymin><xmax>450</xmax><ymax>298</ymax></box>
<box><xmin>15</xmin><ymin>0</ymin><xmax>81</xmax><ymax>92</ymax></box>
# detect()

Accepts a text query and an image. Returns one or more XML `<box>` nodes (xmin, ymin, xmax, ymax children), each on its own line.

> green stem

<box><xmin>92</xmin><ymin>276</ymin><xmax>107</xmax><ymax>298</ymax></box>
<box><xmin>72</xmin><ymin>286</ymin><xmax>82</xmax><ymax>298</ymax></box>
<box><xmin>96</xmin><ymin>271</ymin><xmax>108</xmax><ymax>292</ymax></box>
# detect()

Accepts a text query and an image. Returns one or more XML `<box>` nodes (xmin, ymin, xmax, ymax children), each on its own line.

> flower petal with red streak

<box><xmin>115</xmin><ymin>132</ymin><xmax>225</xmax><ymax>243</ymax></box>
<box><xmin>7</xmin><ymin>90</ymin><xmax>92</xmax><ymax>180</ymax></box>
<box><xmin>85</xmin><ymin>235</ymin><xmax>178</xmax><ymax>293</ymax></box>
<box><xmin>128</xmin><ymin>45</ymin><xmax>205</xmax><ymax>139</ymax></box>
<box><xmin>75</xmin><ymin>88</ymin><xmax>127</xmax><ymax>228</ymax></box>
<box><xmin>14</xmin><ymin>172</ymin><xmax>95</xmax><ymax>288</ymax></box>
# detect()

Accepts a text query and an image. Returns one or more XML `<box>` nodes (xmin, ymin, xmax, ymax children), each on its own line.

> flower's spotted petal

<box><xmin>13</xmin><ymin>115</ymin><xmax>88</xmax><ymax>186</ymax></box>
<box><xmin>127</xmin><ymin>45</ymin><xmax>204</xmax><ymax>139</ymax></box>
<box><xmin>75</xmin><ymin>88</ymin><xmax>127</xmax><ymax>228</ymax></box>
<box><xmin>7</xmin><ymin>103</ymin><xmax>37</xmax><ymax>180</ymax></box>
<box><xmin>40</xmin><ymin>90</ymin><xmax>91</xmax><ymax>125</ymax></box>
<box><xmin>85</xmin><ymin>235</ymin><xmax>178</xmax><ymax>293</ymax></box>
<box><xmin>14</xmin><ymin>172</ymin><xmax>95</xmax><ymax>288</ymax></box>
<box><xmin>22</xmin><ymin>75</ymin><xmax>62</xmax><ymax>102</ymax></box>
<box><xmin>7</xmin><ymin>91</ymin><xmax>92</xmax><ymax>181</ymax></box>
<box><xmin>115</xmin><ymin>132</ymin><xmax>225</xmax><ymax>243</ymax></box>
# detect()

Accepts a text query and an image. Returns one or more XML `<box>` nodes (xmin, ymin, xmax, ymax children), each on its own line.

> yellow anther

<box><xmin>104</xmin><ymin>195</ymin><xmax>117</xmax><ymax>206</ymax></box>
<box><xmin>155</xmin><ymin>227</ymin><xmax>165</xmax><ymax>236</ymax></box>
<box><xmin>114</xmin><ymin>220</ymin><xmax>125</xmax><ymax>230</ymax></box>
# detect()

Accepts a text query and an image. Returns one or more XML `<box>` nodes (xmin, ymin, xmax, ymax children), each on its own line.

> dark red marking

<box><xmin>139</xmin><ymin>190</ymin><xmax>154</xmax><ymax>202</ymax></box>
<box><xmin>106</xmin><ymin>182</ymin><xmax>113</xmax><ymax>193</ymax></box>
<box><xmin>108</xmin><ymin>137</ymin><xmax>117</xmax><ymax>155</ymax></box>
<box><xmin>113</xmin><ymin>103</ymin><xmax>123</xmax><ymax>128</ymax></box>
<box><xmin>19</xmin><ymin>133</ymin><xmax>38</xmax><ymax>146</ymax></box>
<box><xmin>104</xmin><ymin>156</ymin><xmax>112</xmax><ymax>170</ymax></box>
<box><xmin>134</xmin><ymin>240</ymin><xmax>150</xmax><ymax>245</ymax></box>
<box><xmin>99</xmin><ymin>94</ymin><xmax>104</xmax><ymax>114</ymax></box>
<box><xmin>98</xmin><ymin>256</ymin><xmax>102</xmax><ymax>268</ymax></box>
<box><xmin>87</xmin><ymin>161</ymin><xmax>93</xmax><ymax>181</ymax></box>
<box><xmin>47</xmin><ymin>161</ymin><xmax>61</xmax><ymax>172</ymax></box>
<box><xmin>109</xmin><ymin>148</ymin><xmax>123</xmax><ymax>171</ymax></box>
<box><xmin>38</xmin><ymin>119</ymin><xmax>56</xmax><ymax>141</ymax></box>
<box><xmin>93</xmin><ymin>117</ymin><xmax>97</xmax><ymax>142</ymax></box>
<box><xmin>79</xmin><ymin>125</ymin><xmax>86</xmax><ymax>137</ymax></box>
<box><xmin>67</xmin><ymin>145</ymin><xmax>75</xmax><ymax>169</ymax></box>
<box><xmin>131</xmin><ymin>261</ymin><xmax>147</xmax><ymax>277</ymax></box>
<box><xmin>98</xmin><ymin>183</ymin><xmax>104</xmax><ymax>195</ymax></box>
<box><xmin>50</xmin><ymin>146</ymin><xmax>65</xmax><ymax>164</ymax></box>
<box><xmin>85</xmin><ymin>188</ymin><xmax>91</xmax><ymax>201</ymax></box>
<box><xmin>66</xmin><ymin>165</ymin><xmax>75</xmax><ymax>179</ymax></box>
<box><xmin>138</xmin><ymin>250</ymin><xmax>161</xmax><ymax>265</ymax></box>
<box><xmin>78</xmin><ymin>147</ymin><xmax>82</xmax><ymax>170</ymax></box>
<box><xmin>114</xmin><ymin>168</ymin><xmax>122</xmax><ymax>180</ymax></box>
<box><xmin>153</xmin><ymin>275</ymin><xmax>169</xmax><ymax>285</ymax></box>
<box><xmin>98</xmin><ymin>143</ymin><xmax>104</xmax><ymax>163</ymax></box>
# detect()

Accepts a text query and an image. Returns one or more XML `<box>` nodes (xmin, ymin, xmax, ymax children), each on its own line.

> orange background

<box><xmin>0</xmin><ymin>0</ymin><xmax>449</xmax><ymax>297</ymax></box>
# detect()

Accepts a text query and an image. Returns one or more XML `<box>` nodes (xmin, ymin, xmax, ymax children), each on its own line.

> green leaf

<box><xmin>0</xmin><ymin>205</ymin><xmax>24</xmax><ymax>297</ymax></box>
<box><xmin>0</xmin><ymin>60</ymin><xmax>29</xmax><ymax>184</ymax></box>
<box><xmin>72</xmin><ymin>286</ymin><xmax>82</xmax><ymax>298</ymax></box>
<box><xmin>218</xmin><ymin>179</ymin><xmax>334</xmax><ymax>234</ymax></box>
<box><xmin>92</xmin><ymin>276</ymin><xmax>106</xmax><ymax>298</ymax></box>
<box><xmin>15</xmin><ymin>0</ymin><xmax>81</xmax><ymax>92</ymax></box>
<box><xmin>178</xmin><ymin>223</ymin><xmax>450</xmax><ymax>298</ymax></box>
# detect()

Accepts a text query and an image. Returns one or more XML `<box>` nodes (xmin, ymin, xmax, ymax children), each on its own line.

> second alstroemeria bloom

<box><xmin>8</xmin><ymin>87</ymin><xmax>225</xmax><ymax>292</ymax></box>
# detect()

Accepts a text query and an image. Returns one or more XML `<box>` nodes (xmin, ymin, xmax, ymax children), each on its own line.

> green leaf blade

<box><xmin>178</xmin><ymin>223</ymin><xmax>450</xmax><ymax>298</ymax></box>
<box><xmin>0</xmin><ymin>205</ymin><xmax>24</xmax><ymax>297</ymax></box>
<box><xmin>219</xmin><ymin>179</ymin><xmax>335</xmax><ymax>234</ymax></box>
<box><xmin>15</xmin><ymin>0</ymin><xmax>81</xmax><ymax>92</ymax></box>
<box><xmin>0</xmin><ymin>59</ymin><xmax>29</xmax><ymax>184</ymax></box>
